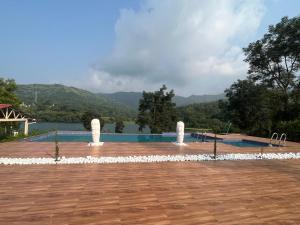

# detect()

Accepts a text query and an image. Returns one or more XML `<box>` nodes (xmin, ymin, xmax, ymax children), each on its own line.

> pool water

<box><xmin>30</xmin><ymin>133</ymin><xmax>272</xmax><ymax>147</ymax></box>
<box><xmin>32</xmin><ymin>133</ymin><xmax>197</xmax><ymax>143</ymax></box>
<box><xmin>222</xmin><ymin>140</ymin><xmax>270</xmax><ymax>147</ymax></box>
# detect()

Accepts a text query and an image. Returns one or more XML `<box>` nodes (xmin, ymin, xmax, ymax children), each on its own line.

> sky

<box><xmin>0</xmin><ymin>0</ymin><xmax>299</xmax><ymax>96</ymax></box>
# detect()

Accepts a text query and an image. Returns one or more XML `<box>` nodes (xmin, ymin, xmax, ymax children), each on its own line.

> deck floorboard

<box><xmin>0</xmin><ymin>159</ymin><xmax>300</xmax><ymax>224</ymax></box>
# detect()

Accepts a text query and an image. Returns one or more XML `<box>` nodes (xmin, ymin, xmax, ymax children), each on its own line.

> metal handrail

<box><xmin>269</xmin><ymin>132</ymin><xmax>278</xmax><ymax>146</ymax></box>
<box><xmin>202</xmin><ymin>132</ymin><xmax>207</xmax><ymax>142</ymax></box>
<box><xmin>225</xmin><ymin>122</ymin><xmax>232</xmax><ymax>135</ymax></box>
<box><xmin>196</xmin><ymin>132</ymin><xmax>201</xmax><ymax>142</ymax></box>
<box><xmin>278</xmin><ymin>133</ymin><xmax>287</xmax><ymax>146</ymax></box>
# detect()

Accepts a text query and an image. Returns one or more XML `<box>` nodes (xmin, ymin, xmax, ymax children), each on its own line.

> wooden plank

<box><xmin>0</xmin><ymin>160</ymin><xmax>300</xmax><ymax>224</ymax></box>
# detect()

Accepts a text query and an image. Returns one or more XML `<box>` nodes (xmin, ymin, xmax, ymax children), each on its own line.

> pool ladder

<box><xmin>224</xmin><ymin>122</ymin><xmax>232</xmax><ymax>135</ymax></box>
<box><xmin>195</xmin><ymin>132</ymin><xmax>207</xmax><ymax>142</ymax></box>
<box><xmin>202</xmin><ymin>132</ymin><xmax>207</xmax><ymax>142</ymax></box>
<box><xmin>269</xmin><ymin>132</ymin><xmax>287</xmax><ymax>146</ymax></box>
<box><xmin>279</xmin><ymin>133</ymin><xmax>287</xmax><ymax>146</ymax></box>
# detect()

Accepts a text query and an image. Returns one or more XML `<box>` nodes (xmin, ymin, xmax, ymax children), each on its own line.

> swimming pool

<box><xmin>31</xmin><ymin>133</ymin><xmax>197</xmax><ymax>143</ymax></box>
<box><xmin>222</xmin><ymin>139</ymin><xmax>271</xmax><ymax>147</ymax></box>
<box><xmin>30</xmin><ymin>132</ymin><xmax>272</xmax><ymax>147</ymax></box>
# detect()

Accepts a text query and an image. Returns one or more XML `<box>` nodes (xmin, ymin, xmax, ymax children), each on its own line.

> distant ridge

<box><xmin>16</xmin><ymin>84</ymin><xmax>225</xmax><ymax>114</ymax></box>
<box><xmin>100</xmin><ymin>92</ymin><xmax>225</xmax><ymax>109</ymax></box>
<box><xmin>16</xmin><ymin>84</ymin><xmax>136</xmax><ymax>121</ymax></box>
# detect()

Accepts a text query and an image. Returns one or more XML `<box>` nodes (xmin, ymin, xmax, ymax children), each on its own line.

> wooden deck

<box><xmin>0</xmin><ymin>160</ymin><xmax>300</xmax><ymax>224</ymax></box>
<box><xmin>0</xmin><ymin>140</ymin><xmax>299</xmax><ymax>158</ymax></box>
<box><xmin>0</xmin><ymin>138</ymin><xmax>300</xmax><ymax>224</ymax></box>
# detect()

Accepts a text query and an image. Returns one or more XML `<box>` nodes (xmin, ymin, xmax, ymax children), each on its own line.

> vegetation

<box><xmin>115</xmin><ymin>119</ymin><xmax>125</xmax><ymax>133</ymax></box>
<box><xmin>177</xmin><ymin>101</ymin><xmax>226</xmax><ymax>133</ymax></box>
<box><xmin>1</xmin><ymin>16</ymin><xmax>299</xmax><ymax>142</ymax></box>
<box><xmin>0</xmin><ymin>78</ymin><xmax>21</xmax><ymax>105</ymax></box>
<box><xmin>137</xmin><ymin>85</ymin><xmax>178</xmax><ymax>133</ymax></box>
<box><xmin>219</xmin><ymin>16</ymin><xmax>300</xmax><ymax>141</ymax></box>
<box><xmin>220</xmin><ymin>80</ymin><xmax>272</xmax><ymax>136</ymax></box>
<box><xmin>177</xmin><ymin>16</ymin><xmax>300</xmax><ymax>142</ymax></box>
<box><xmin>0</xmin><ymin>78</ymin><xmax>21</xmax><ymax>137</ymax></box>
<box><xmin>0</xmin><ymin>130</ymin><xmax>45</xmax><ymax>143</ymax></box>
<box><xmin>81</xmin><ymin>111</ymin><xmax>105</xmax><ymax>131</ymax></box>
<box><xmin>16</xmin><ymin>84</ymin><xmax>136</xmax><ymax>122</ymax></box>
<box><xmin>102</xmin><ymin>91</ymin><xmax>225</xmax><ymax>109</ymax></box>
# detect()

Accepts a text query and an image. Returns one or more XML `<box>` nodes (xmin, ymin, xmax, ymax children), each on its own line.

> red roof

<box><xmin>0</xmin><ymin>104</ymin><xmax>12</xmax><ymax>109</ymax></box>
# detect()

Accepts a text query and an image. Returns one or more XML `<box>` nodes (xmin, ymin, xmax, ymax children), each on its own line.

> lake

<box><xmin>27</xmin><ymin>122</ymin><xmax>151</xmax><ymax>134</ymax></box>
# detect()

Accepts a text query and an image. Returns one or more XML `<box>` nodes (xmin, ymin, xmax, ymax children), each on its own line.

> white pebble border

<box><xmin>0</xmin><ymin>153</ymin><xmax>299</xmax><ymax>165</ymax></box>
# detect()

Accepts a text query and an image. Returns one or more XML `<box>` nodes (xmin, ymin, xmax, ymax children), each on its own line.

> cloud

<box><xmin>85</xmin><ymin>0</ymin><xmax>265</xmax><ymax>95</ymax></box>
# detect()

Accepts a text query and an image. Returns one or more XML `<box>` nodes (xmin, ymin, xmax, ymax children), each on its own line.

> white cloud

<box><xmin>84</xmin><ymin>0</ymin><xmax>265</xmax><ymax>95</ymax></box>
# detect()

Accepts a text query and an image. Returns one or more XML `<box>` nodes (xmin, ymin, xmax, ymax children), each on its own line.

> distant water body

<box><xmin>28</xmin><ymin>122</ymin><xmax>150</xmax><ymax>134</ymax></box>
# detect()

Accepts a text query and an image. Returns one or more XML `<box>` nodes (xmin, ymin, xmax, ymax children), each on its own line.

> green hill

<box><xmin>100</xmin><ymin>92</ymin><xmax>143</xmax><ymax>109</ymax></box>
<box><xmin>100</xmin><ymin>92</ymin><xmax>225</xmax><ymax>109</ymax></box>
<box><xmin>15</xmin><ymin>84</ymin><xmax>225</xmax><ymax>123</ymax></box>
<box><xmin>16</xmin><ymin>84</ymin><xmax>136</xmax><ymax>122</ymax></box>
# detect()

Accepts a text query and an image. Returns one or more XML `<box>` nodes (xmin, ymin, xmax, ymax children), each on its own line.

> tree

<box><xmin>177</xmin><ymin>101</ymin><xmax>225</xmax><ymax>132</ymax></box>
<box><xmin>0</xmin><ymin>78</ymin><xmax>20</xmax><ymax>106</ymax></box>
<box><xmin>223</xmin><ymin>79</ymin><xmax>272</xmax><ymax>136</ymax></box>
<box><xmin>0</xmin><ymin>78</ymin><xmax>21</xmax><ymax>137</ymax></box>
<box><xmin>137</xmin><ymin>85</ymin><xmax>177</xmax><ymax>133</ymax></box>
<box><xmin>81</xmin><ymin>111</ymin><xmax>104</xmax><ymax>131</ymax></box>
<box><xmin>290</xmin><ymin>82</ymin><xmax>300</xmax><ymax>119</ymax></box>
<box><xmin>243</xmin><ymin>16</ymin><xmax>300</xmax><ymax>117</ymax></box>
<box><xmin>115</xmin><ymin>119</ymin><xmax>125</xmax><ymax>133</ymax></box>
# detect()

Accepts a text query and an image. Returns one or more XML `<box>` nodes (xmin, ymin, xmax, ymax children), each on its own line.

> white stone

<box><xmin>0</xmin><ymin>153</ymin><xmax>300</xmax><ymax>165</ymax></box>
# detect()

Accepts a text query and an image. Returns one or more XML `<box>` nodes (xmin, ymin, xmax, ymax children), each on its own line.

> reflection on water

<box><xmin>26</xmin><ymin>122</ymin><xmax>150</xmax><ymax>134</ymax></box>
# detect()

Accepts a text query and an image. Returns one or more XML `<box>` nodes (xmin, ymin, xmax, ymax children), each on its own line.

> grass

<box><xmin>0</xmin><ymin>130</ymin><xmax>47</xmax><ymax>143</ymax></box>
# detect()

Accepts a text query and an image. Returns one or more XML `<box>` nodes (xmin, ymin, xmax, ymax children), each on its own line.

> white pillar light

<box><xmin>88</xmin><ymin>119</ymin><xmax>104</xmax><ymax>146</ymax></box>
<box><xmin>173</xmin><ymin>121</ymin><xmax>186</xmax><ymax>146</ymax></box>
<box><xmin>24</xmin><ymin>119</ymin><xmax>29</xmax><ymax>136</ymax></box>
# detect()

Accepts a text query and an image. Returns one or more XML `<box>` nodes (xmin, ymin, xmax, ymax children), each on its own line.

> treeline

<box><xmin>16</xmin><ymin>84</ymin><xmax>136</xmax><ymax>122</ymax></box>
<box><xmin>177</xmin><ymin>101</ymin><xmax>227</xmax><ymax>133</ymax></box>
<box><xmin>180</xmin><ymin>16</ymin><xmax>300</xmax><ymax>141</ymax></box>
<box><xmin>219</xmin><ymin>16</ymin><xmax>300</xmax><ymax>141</ymax></box>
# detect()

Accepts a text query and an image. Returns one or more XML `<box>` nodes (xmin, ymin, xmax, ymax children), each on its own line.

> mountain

<box><xmin>173</xmin><ymin>94</ymin><xmax>225</xmax><ymax>106</ymax></box>
<box><xmin>100</xmin><ymin>92</ymin><xmax>225</xmax><ymax>109</ymax></box>
<box><xmin>16</xmin><ymin>84</ymin><xmax>136</xmax><ymax>122</ymax></box>
<box><xmin>100</xmin><ymin>92</ymin><xmax>143</xmax><ymax>109</ymax></box>
<box><xmin>15</xmin><ymin>84</ymin><xmax>225</xmax><ymax>122</ymax></box>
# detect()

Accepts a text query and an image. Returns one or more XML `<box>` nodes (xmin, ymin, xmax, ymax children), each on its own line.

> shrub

<box><xmin>275</xmin><ymin>120</ymin><xmax>300</xmax><ymax>142</ymax></box>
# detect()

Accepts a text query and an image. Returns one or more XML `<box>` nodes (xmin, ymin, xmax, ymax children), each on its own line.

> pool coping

<box><xmin>24</xmin><ymin>131</ymin><xmax>287</xmax><ymax>148</ymax></box>
<box><xmin>25</xmin><ymin>131</ymin><xmax>193</xmax><ymax>142</ymax></box>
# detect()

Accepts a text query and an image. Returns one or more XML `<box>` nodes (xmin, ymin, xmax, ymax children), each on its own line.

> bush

<box><xmin>81</xmin><ymin>111</ymin><xmax>105</xmax><ymax>131</ymax></box>
<box><xmin>115</xmin><ymin>120</ymin><xmax>125</xmax><ymax>133</ymax></box>
<box><xmin>275</xmin><ymin>120</ymin><xmax>300</xmax><ymax>142</ymax></box>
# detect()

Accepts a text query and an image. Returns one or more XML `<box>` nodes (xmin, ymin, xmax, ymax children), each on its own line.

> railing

<box><xmin>224</xmin><ymin>122</ymin><xmax>232</xmax><ymax>135</ymax></box>
<box><xmin>278</xmin><ymin>133</ymin><xmax>287</xmax><ymax>146</ymax></box>
<box><xmin>269</xmin><ymin>132</ymin><xmax>278</xmax><ymax>146</ymax></box>
<box><xmin>202</xmin><ymin>132</ymin><xmax>207</xmax><ymax>142</ymax></box>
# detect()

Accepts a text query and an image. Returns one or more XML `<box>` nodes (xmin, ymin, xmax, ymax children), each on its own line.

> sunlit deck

<box><xmin>1</xmin><ymin>160</ymin><xmax>300</xmax><ymax>224</ymax></box>
<box><xmin>0</xmin><ymin>134</ymin><xmax>299</xmax><ymax>158</ymax></box>
<box><xmin>0</xmin><ymin>137</ymin><xmax>300</xmax><ymax>224</ymax></box>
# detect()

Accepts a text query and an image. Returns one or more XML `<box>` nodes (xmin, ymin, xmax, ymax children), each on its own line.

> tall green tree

<box><xmin>0</xmin><ymin>78</ymin><xmax>20</xmax><ymax>106</ymax></box>
<box><xmin>0</xmin><ymin>78</ymin><xmax>21</xmax><ymax>137</ymax></box>
<box><xmin>177</xmin><ymin>101</ymin><xmax>224</xmax><ymax>132</ymax></box>
<box><xmin>115</xmin><ymin>119</ymin><xmax>125</xmax><ymax>133</ymax></box>
<box><xmin>243</xmin><ymin>16</ymin><xmax>300</xmax><ymax>119</ymax></box>
<box><xmin>223</xmin><ymin>79</ymin><xmax>272</xmax><ymax>136</ymax></box>
<box><xmin>137</xmin><ymin>85</ymin><xmax>177</xmax><ymax>133</ymax></box>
